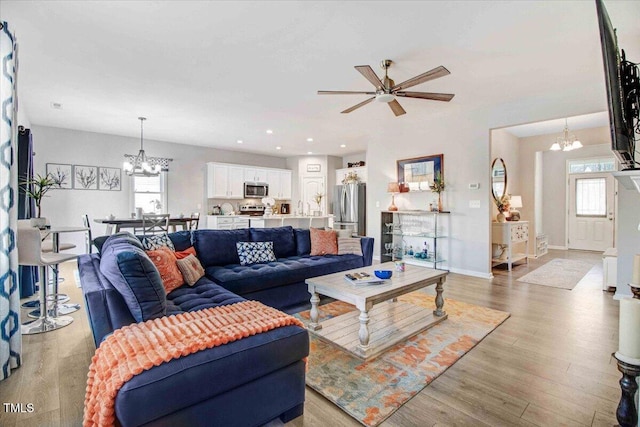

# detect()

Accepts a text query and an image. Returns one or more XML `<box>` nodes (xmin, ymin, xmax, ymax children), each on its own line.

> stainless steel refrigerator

<box><xmin>333</xmin><ymin>183</ymin><xmax>366</xmax><ymax>236</ymax></box>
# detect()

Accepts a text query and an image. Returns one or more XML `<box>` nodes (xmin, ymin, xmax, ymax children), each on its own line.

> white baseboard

<box><xmin>448</xmin><ymin>267</ymin><xmax>493</xmax><ymax>279</ymax></box>
<box><xmin>548</xmin><ymin>245</ymin><xmax>568</xmax><ymax>251</ymax></box>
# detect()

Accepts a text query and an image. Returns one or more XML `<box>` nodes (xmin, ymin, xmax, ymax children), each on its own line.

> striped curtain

<box><xmin>0</xmin><ymin>21</ymin><xmax>21</xmax><ymax>381</ymax></box>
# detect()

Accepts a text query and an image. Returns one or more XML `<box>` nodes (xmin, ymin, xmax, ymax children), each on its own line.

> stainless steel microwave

<box><xmin>244</xmin><ymin>182</ymin><xmax>269</xmax><ymax>198</ymax></box>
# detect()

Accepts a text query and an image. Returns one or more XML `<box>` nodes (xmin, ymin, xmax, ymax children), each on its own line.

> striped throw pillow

<box><xmin>338</xmin><ymin>237</ymin><xmax>363</xmax><ymax>256</ymax></box>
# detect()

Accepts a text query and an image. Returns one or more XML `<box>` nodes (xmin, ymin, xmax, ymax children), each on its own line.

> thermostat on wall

<box><xmin>468</xmin><ymin>183</ymin><xmax>480</xmax><ymax>190</ymax></box>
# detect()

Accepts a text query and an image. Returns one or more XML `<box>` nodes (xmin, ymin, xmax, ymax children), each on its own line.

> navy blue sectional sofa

<box><xmin>78</xmin><ymin>226</ymin><xmax>373</xmax><ymax>427</ymax></box>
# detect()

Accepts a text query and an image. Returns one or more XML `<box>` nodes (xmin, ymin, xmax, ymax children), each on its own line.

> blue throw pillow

<box><xmin>236</xmin><ymin>241</ymin><xmax>277</xmax><ymax>266</ymax></box>
<box><xmin>294</xmin><ymin>229</ymin><xmax>311</xmax><ymax>256</ymax></box>
<box><xmin>193</xmin><ymin>229</ymin><xmax>251</xmax><ymax>267</ymax></box>
<box><xmin>96</xmin><ymin>231</ymin><xmax>144</xmax><ymax>254</ymax></box>
<box><xmin>140</xmin><ymin>233</ymin><xmax>175</xmax><ymax>251</ymax></box>
<box><xmin>99</xmin><ymin>242</ymin><xmax>167</xmax><ymax>322</ymax></box>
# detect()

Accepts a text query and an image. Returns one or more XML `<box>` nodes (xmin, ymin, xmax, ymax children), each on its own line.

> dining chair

<box><xmin>82</xmin><ymin>214</ymin><xmax>94</xmax><ymax>253</ymax></box>
<box><xmin>188</xmin><ymin>212</ymin><xmax>200</xmax><ymax>231</ymax></box>
<box><xmin>18</xmin><ymin>226</ymin><xmax>77</xmax><ymax>334</ymax></box>
<box><xmin>140</xmin><ymin>213</ymin><xmax>170</xmax><ymax>235</ymax></box>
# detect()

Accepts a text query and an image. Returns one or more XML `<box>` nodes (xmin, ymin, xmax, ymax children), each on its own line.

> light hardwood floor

<box><xmin>0</xmin><ymin>250</ymin><xmax>619</xmax><ymax>426</ymax></box>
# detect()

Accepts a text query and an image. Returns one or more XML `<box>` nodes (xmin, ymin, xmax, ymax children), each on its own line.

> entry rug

<box><xmin>296</xmin><ymin>292</ymin><xmax>510</xmax><ymax>427</ymax></box>
<box><xmin>517</xmin><ymin>258</ymin><xmax>595</xmax><ymax>290</ymax></box>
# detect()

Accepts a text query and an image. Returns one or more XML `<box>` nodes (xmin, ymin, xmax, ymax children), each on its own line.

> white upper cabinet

<box><xmin>244</xmin><ymin>167</ymin><xmax>268</xmax><ymax>183</ymax></box>
<box><xmin>207</xmin><ymin>163</ymin><xmax>245</xmax><ymax>199</ymax></box>
<box><xmin>208</xmin><ymin>162</ymin><xmax>292</xmax><ymax>200</ymax></box>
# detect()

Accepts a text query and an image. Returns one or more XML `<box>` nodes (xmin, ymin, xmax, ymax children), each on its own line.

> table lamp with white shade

<box><xmin>508</xmin><ymin>195</ymin><xmax>522</xmax><ymax>221</ymax></box>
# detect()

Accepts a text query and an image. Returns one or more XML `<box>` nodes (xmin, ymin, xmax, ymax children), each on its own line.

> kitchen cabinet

<box><xmin>244</xmin><ymin>167</ymin><xmax>268</xmax><ymax>183</ymax></box>
<box><xmin>336</xmin><ymin>166</ymin><xmax>367</xmax><ymax>184</ymax></box>
<box><xmin>267</xmin><ymin>170</ymin><xmax>292</xmax><ymax>199</ymax></box>
<box><xmin>206</xmin><ymin>215</ymin><xmax>249</xmax><ymax>229</ymax></box>
<box><xmin>207</xmin><ymin>163</ymin><xmax>244</xmax><ymax>199</ymax></box>
<box><xmin>491</xmin><ymin>221</ymin><xmax>529</xmax><ymax>271</ymax></box>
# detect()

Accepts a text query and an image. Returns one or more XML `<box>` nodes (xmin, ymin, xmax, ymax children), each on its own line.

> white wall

<box><xmin>616</xmin><ymin>186</ymin><xmax>640</xmax><ymax>297</ymax></box>
<box><xmin>32</xmin><ymin>125</ymin><xmax>286</xmax><ymax>249</ymax></box>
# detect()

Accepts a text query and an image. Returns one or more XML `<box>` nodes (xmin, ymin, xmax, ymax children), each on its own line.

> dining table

<box><xmin>94</xmin><ymin>217</ymin><xmax>196</xmax><ymax>234</ymax></box>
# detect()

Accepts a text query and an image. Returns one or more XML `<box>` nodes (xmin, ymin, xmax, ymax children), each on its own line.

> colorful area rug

<box><xmin>296</xmin><ymin>292</ymin><xmax>510</xmax><ymax>426</ymax></box>
<box><xmin>517</xmin><ymin>258</ymin><xmax>596</xmax><ymax>290</ymax></box>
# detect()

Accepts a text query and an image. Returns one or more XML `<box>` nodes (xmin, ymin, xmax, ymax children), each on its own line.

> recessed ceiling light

<box><xmin>307</xmin><ymin>151</ymin><xmax>313</xmax><ymax>155</ymax></box>
<box><xmin>340</xmin><ymin>144</ymin><xmax>346</xmax><ymax>148</ymax></box>
<box><xmin>276</xmin><ymin>146</ymin><xmax>282</xmax><ymax>150</ymax></box>
<box><xmin>51</xmin><ymin>102</ymin><xmax>63</xmax><ymax>109</ymax></box>
<box><xmin>307</xmin><ymin>138</ymin><xmax>313</xmax><ymax>142</ymax></box>
<box><xmin>236</xmin><ymin>139</ymin><xmax>243</xmax><ymax>144</ymax></box>
<box><xmin>266</xmin><ymin>129</ymin><xmax>273</xmax><ymax>134</ymax></box>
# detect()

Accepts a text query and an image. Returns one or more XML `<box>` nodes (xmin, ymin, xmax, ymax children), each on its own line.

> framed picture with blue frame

<box><xmin>397</xmin><ymin>154</ymin><xmax>443</xmax><ymax>192</ymax></box>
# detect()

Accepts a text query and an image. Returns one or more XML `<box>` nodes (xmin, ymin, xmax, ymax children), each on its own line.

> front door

<box><xmin>568</xmin><ymin>172</ymin><xmax>615</xmax><ymax>251</ymax></box>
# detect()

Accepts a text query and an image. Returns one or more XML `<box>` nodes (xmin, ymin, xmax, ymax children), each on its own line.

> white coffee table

<box><xmin>306</xmin><ymin>262</ymin><xmax>448</xmax><ymax>360</ymax></box>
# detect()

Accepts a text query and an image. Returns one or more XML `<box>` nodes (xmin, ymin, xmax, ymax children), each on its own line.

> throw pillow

<box><xmin>176</xmin><ymin>254</ymin><xmax>205</xmax><ymax>286</ymax></box>
<box><xmin>140</xmin><ymin>233</ymin><xmax>176</xmax><ymax>251</ymax></box>
<box><xmin>175</xmin><ymin>246</ymin><xmax>197</xmax><ymax>260</ymax></box>
<box><xmin>146</xmin><ymin>247</ymin><xmax>184</xmax><ymax>294</ymax></box>
<box><xmin>236</xmin><ymin>241</ymin><xmax>277</xmax><ymax>266</ymax></box>
<box><xmin>338</xmin><ymin>237</ymin><xmax>363</xmax><ymax>256</ymax></box>
<box><xmin>310</xmin><ymin>228</ymin><xmax>338</xmax><ymax>256</ymax></box>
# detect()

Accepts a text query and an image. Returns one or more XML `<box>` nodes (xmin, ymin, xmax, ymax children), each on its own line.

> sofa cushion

<box><xmin>249</xmin><ymin>226</ymin><xmax>296</xmax><ymax>258</ymax></box>
<box><xmin>176</xmin><ymin>254</ymin><xmax>205</xmax><ymax>286</ymax></box>
<box><xmin>167</xmin><ymin>230</ymin><xmax>193</xmax><ymax>251</ymax></box>
<box><xmin>168</xmin><ymin>276</ymin><xmax>245</xmax><ymax>312</ymax></box>
<box><xmin>236</xmin><ymin>241</ymin><xmax>277</xmax><ymax>266</ymax></box>
<box><xmin>290</xmin><ymin>254</ymin><xmax>365</xmax><ymax>279</ymax></box>
<box><xmin>207</xmin><ymin>259</ymin><xmax>310</xmax><ymax>295</ymax></box>
<box><xmin>99</xmin><ymin>242</ymin><xmax>167</xmax><ymax>322</ymax></box>
<box><xmin>294</xmin><ymin>229</ymin><xmax>311</xmax><ymax>256</ymax></box>
<box><xmin>115</xmin><ymin>324</ymin><xmax>308</xmax><ymax>427</ymax></box>
<box><xmin>95</xmin><ymin>232</ymin><xmax>144</xmax><ymax>254</ymax></box>
<box><xmin>310</xmin><ymin>228</ymin><xmax>338</xmax><ymax>256</ymax></box>
<box><xmin>193</xmin><ymin>229</ymin><xmax>251</xmax><ymax>267</ymax></box>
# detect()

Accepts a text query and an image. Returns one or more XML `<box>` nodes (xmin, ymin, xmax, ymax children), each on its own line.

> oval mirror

<box><xmin>491</xmin><ymin>158</ymin><xmax>507</xmax><ymax>203</ymax></box>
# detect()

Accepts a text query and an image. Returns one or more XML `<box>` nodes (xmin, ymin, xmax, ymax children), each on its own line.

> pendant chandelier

<box><xmin>550</xmin><ymin>119</ymin><xmax>583</xmax><ymax>152</ymax></box>
<box><xmin>123</xmin><ymin>117</ymin><xmax>161</xmax><ymax>176</ymax></box>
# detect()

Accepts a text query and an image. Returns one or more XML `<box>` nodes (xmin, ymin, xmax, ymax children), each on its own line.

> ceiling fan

<box><xmin>318</xmin><ymin>59</ymin><xmax>454</xmax><ymax>116</ymax></box>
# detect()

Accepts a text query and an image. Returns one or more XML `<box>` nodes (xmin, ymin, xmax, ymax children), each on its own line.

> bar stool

<box><xmin>82</xmin><ymin>214</ymin><xmax>94</xmax><ymax>253</ymax></box>
<box><xmin>18</xmin><ymin>226</ymin><xmax>77</xmax><ymax>334</ymax></box>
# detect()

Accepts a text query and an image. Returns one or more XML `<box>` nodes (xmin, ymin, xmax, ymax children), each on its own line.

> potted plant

<box><xmin>21</xmin><ymin>173</ymin><xmax>56</xmax><ymax>228</ymax></box>
<box><xmin>429</xmin><ymin>172</ymin><xmax>445</xmax><ymax>212</ymax></box>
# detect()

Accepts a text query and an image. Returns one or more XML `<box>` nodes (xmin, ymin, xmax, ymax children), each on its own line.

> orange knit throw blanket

<box><xmin>83</xmin><ymin>300</ymin><xmax>305</xmax><ymax>427</ymax></box>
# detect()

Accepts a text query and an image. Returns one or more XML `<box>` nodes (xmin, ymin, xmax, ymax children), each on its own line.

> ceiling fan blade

<box><xmin>341</xmin><ymin>97</ymin><xmax>375</xmax><ymax>114</ymax></box>
<box><xmin>355</xmin><ymin>65</ymin><xmax>384</xmax><ymax>89</ymax></box>
<box><xmin>318</xmin><ymin>90</ymin><xmax>376</xmax><ymax>95</ymax></box>
<box><xmin>392</xmin><ymin>66</ymin><xmax>450</xmax><ymax>91</ymax></box>
<box><xmin>388</xmin><ymin>99</ymin><xmax>406</xmax><ymax>116</ymax></box>
<box><xmin>395</xmin><ymin>91</ymin><xmax>455</xmax><ymax>102</ymax></box>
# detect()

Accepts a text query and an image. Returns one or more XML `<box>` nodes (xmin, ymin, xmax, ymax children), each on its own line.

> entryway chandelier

<box><xmin>123</xmin><ymin>117</ymin><xmax>161</xmax><ymax>176</ymax></box>
<box><xmin>550</xmin><ymin>119</ymin><xmax>583</xmax><ymax>152</ymax></box>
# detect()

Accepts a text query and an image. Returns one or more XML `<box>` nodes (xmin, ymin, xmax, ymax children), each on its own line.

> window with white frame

<box><xmin>131</xmin><ymin>173</ymin><xmax>167</xmax><ymax>214</ymax></box>
<box><xmin>568</xmin><ymin>158</ymin><xmax>615</xmax><ymax>174</ymax></box>
<box><xmin>575</xmin><ymin>177</ymin><xmax>607</xmax><ymax>217</ymax></box>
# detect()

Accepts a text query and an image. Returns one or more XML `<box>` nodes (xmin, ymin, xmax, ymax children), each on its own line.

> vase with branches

<box><xmin>21</xmin><ymin>173</ymin><xmax>56</xmax><ymax>227</ymax></box>
<box><xmin>429</xmin><ymin>172</ymin><xmax>445</xmax><ymax>212</ymax></box>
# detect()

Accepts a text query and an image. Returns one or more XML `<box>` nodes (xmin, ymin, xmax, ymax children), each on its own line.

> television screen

<box><xmin>596</xmin><ymin>0</ymin><xmax>636</xmax><ymax>169</ymax></box>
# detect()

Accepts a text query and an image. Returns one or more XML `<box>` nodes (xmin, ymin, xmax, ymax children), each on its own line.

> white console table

<box><xmin>492</xmin><ymin>221</ymin><xmax>529</xmax><ymax>271</ymax></box>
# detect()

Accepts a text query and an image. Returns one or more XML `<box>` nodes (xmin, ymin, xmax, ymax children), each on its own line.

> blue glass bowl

<box><xmin>374</xmin><ymin>270</ymin><xmax>393</xmax><ymax>279</ymax></box>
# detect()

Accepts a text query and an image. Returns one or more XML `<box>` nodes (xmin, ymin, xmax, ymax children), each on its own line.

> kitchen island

<box><xmin>249</xmin><ymin>215</ymin><xmax>332</xmax><ymax>229</ymax></box>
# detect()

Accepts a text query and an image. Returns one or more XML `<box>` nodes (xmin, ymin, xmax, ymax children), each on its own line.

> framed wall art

<box><xmin>46</xmin><ymin>163</ymin><xmax>72</xmax><ymax>189</ymax></box>
<box><xmin>397</xmin><ymin>154</ymin><xmax>443</xmax><ymax>192</ymax></box>
<box><xmin>73</xmin><ymin>165</ymin><xmax>98</xmax><ymax>190</ymax></box>
<box><xmin>98</xmin><ymin>167</ymin><xmax>121</xmax><ymax>191</ymax></box>
<box><xmin>307</xmin><ymin>164</ymin><xmax>321</xmax><ymax>172</ymax></box>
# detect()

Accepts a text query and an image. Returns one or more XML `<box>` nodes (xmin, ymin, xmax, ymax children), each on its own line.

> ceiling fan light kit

<box><xmin>318</xmin><ymin>59</ymin><xmax>454</xmax><ymax>116</ymax></box>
